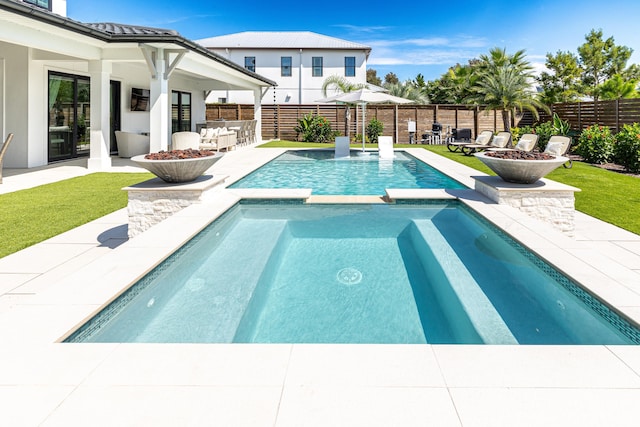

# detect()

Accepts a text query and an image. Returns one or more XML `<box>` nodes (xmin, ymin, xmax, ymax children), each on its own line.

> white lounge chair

<box><xmin>462</xmin><ymin>130</ymin><xmax>510</xmax><ymax>155</ymax></box>
<box><xmin>378</xmin><ymin>136</ymin><xmax>394</xmax><ymax>159</ymax></box>
<box><xmin>334</xmin><ymin>136</ymin><xmax>350</xmax><ymax>158</ymax></box>
<box><xmin>544</xmin><ymin>135</ymin><xmax>573</xmax><ymax>168</ymax></box>
<box><xmin>171</xmin><ymin>131</ymin><xmax>201</xmax><ymax>150</ymax></box>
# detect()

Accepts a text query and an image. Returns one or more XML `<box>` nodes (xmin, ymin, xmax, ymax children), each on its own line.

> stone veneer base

<box><xmin>124</xmin><ymin>175</ymin><xmax>227</xmax><ymax>238</ymax></box>
<box><xmin>474</xmin><ymin>175</ymin><xmax>581</xmax><ymax>236</ymax></box>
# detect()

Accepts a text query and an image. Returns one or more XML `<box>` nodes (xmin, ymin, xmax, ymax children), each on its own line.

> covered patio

<box><xmin>0</xmin><ymin>0</ymin><xmax>275</xmax><ymax>170</ymax></box>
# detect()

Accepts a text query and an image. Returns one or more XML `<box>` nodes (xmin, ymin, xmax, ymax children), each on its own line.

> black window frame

<box><xmin>244</xmin><ymin>56</ymin><xmax>256</xmax><ymax>72</ymax></box>
<box><xmin>171</xmin><ymin>90</ymin><xmax>192</xmax><ymax>133</ymax></box>
<box><xmin>281</xmin><ymin>56</ymin><xmax>292</xmax><ymax>77</ymax></box>
<box><xmin>345</xmin><ymin>56</ymin><xmax>356</xmax><ymax>77</ymax></box>
<box><xmin>312</xmin><ymin>57</ymin><xmax>323</xmax><ymax>77</ymax></box>
<box><xmin>23</xmin><ymin>0</ymin><xmax>52</xmax><ymax>10</ymax></box>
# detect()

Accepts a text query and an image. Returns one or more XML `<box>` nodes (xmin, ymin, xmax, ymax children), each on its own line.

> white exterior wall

<box><xmin>207</xmin><ymin>48</ymin><xmax>367</xmax><ymax>104</ymax></box>
<box><xmin>51</xmin><ymin>0</ymin><xmax>67</xmax><ymax>16</ymax></box>
<box><xmin>1</xmin><ymin>46</ymin><xmax>208</xmax><ymax>169</ymax></box>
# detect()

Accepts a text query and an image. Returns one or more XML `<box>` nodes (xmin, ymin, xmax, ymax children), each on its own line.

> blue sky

<box><xmin>68</xmin><ymin>0</ymin><xmax>640</xmax><ymax>83</ymax></box>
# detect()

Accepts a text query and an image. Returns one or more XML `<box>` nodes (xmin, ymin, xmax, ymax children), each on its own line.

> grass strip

<box><xmin>0</xmin><ymin>172</ymin><xmax>152</xmax><ymax>258</ymax></box>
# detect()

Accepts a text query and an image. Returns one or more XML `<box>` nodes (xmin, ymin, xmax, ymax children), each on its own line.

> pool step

<box><xmin>142</xmin><ymin>219</ymin><xmax>289</xmax><ymax>342</ymax></box>
<box><xmin>411</xmin><ymin>220</ymin><xmax>518</xmax><ymax>344</ymax></box>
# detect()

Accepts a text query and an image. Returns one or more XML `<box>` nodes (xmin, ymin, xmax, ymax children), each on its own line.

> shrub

<box><xmin>510</xmin><ymin>125</ymin><xmax>534</xmax><ymax>142</ymax></box>
<box><xmin>614</xmin><ymin>123</ymin><xmax>640</xmax><ymax>172</ymax></box>
<box><xmin>354</xmin><ymin>133</ymin><xmax>370</xmax><ymax>143</ymax></box>
<box><xmin>534</xmin><ymin>121</ymin><xmax>554</xmax><ymax>151</ymax></box>
<box><xmin>294</xmin><ymin>113</ymin><xmax>337</xmax><ymax>143</ymax></box>
<box><xmin>366</xmin><ymin>118</ymin><xmax>384</xmax><ymax>144</ymax></box>
<box><xmin>576</xmin><ymin>125</ymin><xmax>615</xmax><ymax>164</ymax></box>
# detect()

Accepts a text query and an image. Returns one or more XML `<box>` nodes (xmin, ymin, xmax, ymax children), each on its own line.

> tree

<box><xmin>578</xmin><ymin>29</ymin><xmax>633</xmax><ymax>101</ymax></box>
<box><xmin>473</xmin><ymin>65</ymin><xmax>547</xmax><ymax>131</ymax></box>
<box><xmin>321</xmin><ymin>75</ymin><xmax>367</xmax><ymax>138</ymax></box>
<box><xmin>383</xmin><ymin>81</ymin><xmax>429</xmax><ymax>103</ymax></box>
<box><xmin>598</xmin><ymin>74</ymin><xmax>639</xmax><ymax>100</ymax></box>
<box><xmin>468</xmin><ymin>48</ymin><xmax>548</xmax><ymax>131</ymax></box>
<box><xmin>536</xmin><ymin>50</ymin><xmax>582</xmax><ymax>104</ymax></box>
<box><xmin>384</xmin><ymin>72</ymin><xmax>399</xmax><ymax>85</ymax></box>
<box><xmin>366</xmin><ymin>69</ymin><xmax>382</xmax><ymax>86</ymax></box>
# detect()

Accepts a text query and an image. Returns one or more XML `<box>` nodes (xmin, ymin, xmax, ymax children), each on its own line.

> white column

<box><xmin>253</xmin><ymin>87</ymin><xmax>263</xmax><ymax>143</ymax></box>
<box><xmin>149</xmin><ymin>49</ymin><xmax>169</xmax><ymax>152</ymax></box>
<box><xmin>87</xmin><ymin>60</ymin><xmax>112</xmax><ymax>170</ymax></box>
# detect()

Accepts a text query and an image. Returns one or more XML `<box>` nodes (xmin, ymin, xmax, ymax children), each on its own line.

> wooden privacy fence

<box><xmin>206</xmin><ymin>100</ymin><xmax>640</xmax><ymax>142</ymax></box>
<box><xmin>539</xmin><ymin>99</ymin><xmax>640</xmax><ymax>133</ymax></box>
<box><xmin>206</xmin><ymin>104</ymin><xmax>516</xmax><ymax>142</ymax></box>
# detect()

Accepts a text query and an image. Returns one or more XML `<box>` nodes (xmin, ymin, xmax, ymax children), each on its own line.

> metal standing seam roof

<box><xmin>197</xmin><ymin>31</ymin><xmax>372</xmax><ymax>52</ymax></box>
<box><xmin>0</xmin><ymin>0</ymin><xmax>277</xmax><ymax>86</ymax></box>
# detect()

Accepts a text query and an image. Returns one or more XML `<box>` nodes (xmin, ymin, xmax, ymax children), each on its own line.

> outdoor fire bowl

<box><xmin>131</xmin><ymin>151</ymin><xmax>224</xmax><ymax>183</ymax></box>
<box><xmin>474</xmin><ymin>152</ymin><xmax>569</xmax><ymax>184</ymax></box>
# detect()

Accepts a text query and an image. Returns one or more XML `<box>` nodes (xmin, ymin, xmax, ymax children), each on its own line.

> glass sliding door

<box><xmin>48</xmin><ymin>72</ymin><xmax>90</xmax><ymax>162</ymax></box>
<box><xmin>110</xmin><ymin>80</ymin><xmax>121</xmax><ymax>153</ymax></box>
<box><xmin>171</xmin><ymin>90</ymin><xmax>191</xmax><ymax>133</ymax></box>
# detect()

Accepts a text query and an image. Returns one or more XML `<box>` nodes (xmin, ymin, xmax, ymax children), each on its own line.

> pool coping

<box><xmin>1</xmin><ymin>147</ymin><xmax>640</xmax><ymax>425</ymax></box>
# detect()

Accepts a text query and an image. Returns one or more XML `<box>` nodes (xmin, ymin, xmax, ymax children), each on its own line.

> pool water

<box><xmin>229</xmin><ymin>150</ymin><xmax>466</xmax><ymax>194</ymax></box>
<box><xmin>66</xmin><ymin>202</ymin><xmax>640</xmax><ymax>345</ymax></box>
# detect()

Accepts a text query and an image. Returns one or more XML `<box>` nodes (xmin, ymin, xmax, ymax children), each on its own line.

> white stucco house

<box><xmin>0</xmin><ymin>0</ymin><xmax>276</xmax><ymax>169</ymax></box>
<box><xmin>196</xmin><ymin>31</ymin><xmax>371</xmax><ymax>105</ymax></box>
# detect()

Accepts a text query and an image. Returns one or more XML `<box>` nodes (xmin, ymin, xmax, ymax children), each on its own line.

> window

<box><xmin>312</xmin><ymin>57</ymin><xmax>323</xmax><ymax>77</ymax></box>
<box><xmin>345</xmin><ymin>57</ymin><xmax>356</xmax><ymax>77</ymax></box>
<box><xmin>281</xmin><ymin>56</ymin><xmax>292</xmax><ymax>77</ymax></box>
<box><xmin>171</xmin><ymin>91</ymin><xmax>191</xmax><ymax>133</ymax></box>
<box><xmin>244</xmin><ymin>56</ymin><xmax>255</xmax><ymax>72</ymax></box>
<box><xmin>23</xmin><ymin>0</ymin><xmax>51</xmax><ymax>10</ymax></box>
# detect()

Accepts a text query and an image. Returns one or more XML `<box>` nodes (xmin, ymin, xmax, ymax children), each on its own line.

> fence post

<box><xmin>616</xmin><ymin>99</ymin><xmax>620</xmax><ymax>132</ymax></box>
<box><xmin>578</xmin><ymin>102</ymin><xmax>582</xmax><ymax>130</ymax></box>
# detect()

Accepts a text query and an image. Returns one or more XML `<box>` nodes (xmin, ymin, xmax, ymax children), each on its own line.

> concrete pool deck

<box><xmin>1</xmin><ymin>147</ymin><xmax>640</xmax><ymax>426</ymax></box>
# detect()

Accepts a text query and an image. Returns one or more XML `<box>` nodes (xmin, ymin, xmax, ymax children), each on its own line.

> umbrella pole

<box><xmin>362</xmin><ymin>103</ymin><xmax>366</xmax><ymax>152</ymax></box>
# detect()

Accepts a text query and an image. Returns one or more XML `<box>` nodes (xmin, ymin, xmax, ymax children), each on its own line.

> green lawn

<box><xmin>0</xmin><ymin>172</ymin><xmax>152</xmax><ymax>258</ymax></box>
<box><xmin>261</xmin><ymin>140</ymin><xmax>640</xmax><ymax>236</ymax></box>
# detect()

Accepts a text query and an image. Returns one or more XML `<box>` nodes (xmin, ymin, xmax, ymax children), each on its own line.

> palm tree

<box><xmin>321</xmin><ymin>76</ymin><xmax>368</xmax><ymax>138</ymax></box>
<box><xmin>467</xmin><ymin>48</ymin><xmax>548</xmax><ymax>131</ymax></box>
<box><xmin>384</xmin><ymin>81</ymin><xmax>429</xmax><ymax>103</ymax></box>
<box><xmin>472</xmin><ymin>65</ymin><xmax>548</xmax><ymax>131</ymax></box>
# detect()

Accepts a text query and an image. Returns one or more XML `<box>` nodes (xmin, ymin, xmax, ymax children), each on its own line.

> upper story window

<box><xmin>312</xmin><ymin>57</ymin><xmax>323</xmax><ymax>77</ymax></box>
<box><xmin>244</xmin><ymin>56</ymin><xmax>255</xmax><ymax>72</ymax></box>
<box><xmin>23</xmin><ymin>0</ymin><xmax>51</xmax><ymax>10</ymax></box>
<box><xmin>281</xmin><ymin>57</ymin><xmax>292</xmax><ymax>77</ymax></box>
<box><xmin>345</xmin><ymin>57</ymin><xmax>356</xmax><ymax>77</ymax></box>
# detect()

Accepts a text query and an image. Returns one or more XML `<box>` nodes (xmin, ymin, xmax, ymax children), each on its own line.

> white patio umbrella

<box><xmin>316</xmin><ymin>88</ymin><xmax>414</xmax><ymax>152</ymax></box>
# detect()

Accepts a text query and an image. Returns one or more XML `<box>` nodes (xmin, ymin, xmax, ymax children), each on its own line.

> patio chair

<box><xmin>378</xmin><ymin>136</ymin><xmax>394</xmax><ymax>159</ymax></box>
<box><xmin>544</xmin><ymin>135</ymin><xmax>573</xmax><ymax>168</ymax></box>
<box><xmin>115</xmin><ymin>131</ymin><xmax>150</xmax><ymax>158</ymax></box>
<box><xmin>487</xmin><ymin>133</ymin><xmax>538</xmax><ymax>153</ymax></box>
<box><xmin>0</xmin><ymin>133</ymin><xmax>15</xmax><ymax>184</ymax></box>
<box><xmin>446</xmin><ymin>128</ymin><xmax>473</xmax><ymax>151</ymax></box>
<box><xmin>334</xmin><ymin>136</ymin><xmax>350</xmax><ymax>158</ymax></box>
<box><xmin>171</xmin><ymin>131</ymin><xmax>201</xmax><ymax>150</ymax></box>
<box><xmin>461</xmin><ymin>130</ymin><xmax>503</xmax><ymax>155</ymax></box>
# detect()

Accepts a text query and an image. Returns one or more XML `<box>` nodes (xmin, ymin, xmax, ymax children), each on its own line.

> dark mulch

<box><xmin>144</xmin><ymin>149</ymin><xmax>215</xmax><ymax>160</ymax></box>
<box><xmin>567</xmin><ymin>154</ymin><xmax>640</xmax><ymax>178</ymax></box>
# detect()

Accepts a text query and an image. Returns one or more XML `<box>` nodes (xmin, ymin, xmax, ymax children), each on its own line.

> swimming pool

<box><xmin>229</xmin><ymin>150</ymin><xmax>466</xmax><ymax>194</ymax></box>
<box><xmin>66</xmin><ymin>201</ymin><xmax>640</xmax><ymax>345</ymax></box>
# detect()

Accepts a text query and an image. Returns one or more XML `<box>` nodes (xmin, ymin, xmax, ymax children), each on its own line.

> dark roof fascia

<box><xmin>0</xmin><ymin>0</ymin><xmax>277</xmax><ymax>87</ymax></box>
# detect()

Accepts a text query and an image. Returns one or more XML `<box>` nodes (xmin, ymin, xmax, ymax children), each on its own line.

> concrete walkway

<box><xmin>1</xmin><ymin>147</ymin><xmax>639</xmax><ymax>426</ymax></box>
